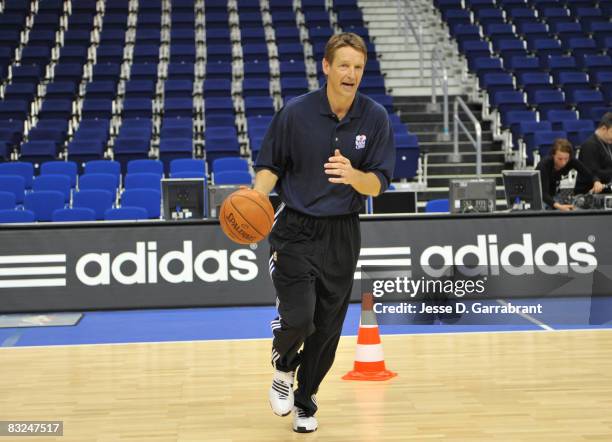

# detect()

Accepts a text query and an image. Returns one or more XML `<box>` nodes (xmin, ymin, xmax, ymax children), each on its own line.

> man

<box><xmin>253</xmin><ymin>33</ymin><xmax>395</xmax><ymax>433</ymax></box>
<box><xmin>536</xmin><ymin>138</ymin><xmax>603</xmax><ymax>211</ymax></box>
<box><xmin>575</xmin><ymin>112</ymin><xmax>612</xmax><ymax>194</ymax></box>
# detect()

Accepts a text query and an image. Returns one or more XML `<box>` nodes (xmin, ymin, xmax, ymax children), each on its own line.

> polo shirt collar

<box><xmin>318</xmin><ymin>83</ymin><xmax>362</xmax><ymax>120</ymax></box>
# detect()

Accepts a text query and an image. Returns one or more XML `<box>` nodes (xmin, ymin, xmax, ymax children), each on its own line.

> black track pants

<box><xmin>268</xmin><ymin>206</ymin><xmax>360</xmax><ymax>416</ymax></box>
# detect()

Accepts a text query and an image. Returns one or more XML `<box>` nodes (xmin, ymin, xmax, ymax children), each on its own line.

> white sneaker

<box><xmin>293</xmin><ymin>406</ymin><xmax>318</xmax><ymax>433</ymax></box>
<box><xmin>268</xmin><ymin>370</ymin><xmax>294</xmax><ymax>416</ymax></box>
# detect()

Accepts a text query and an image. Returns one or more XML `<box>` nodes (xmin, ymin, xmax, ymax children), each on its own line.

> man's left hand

<box><xmin>324</xmin><ymin>149</ymin><xmax>357</xmax><ymax>185</ymax></box>
<box><xmin>591</xmin><ymin>181</ymin><xmax>605</xmax><ymax>194</ymax></box>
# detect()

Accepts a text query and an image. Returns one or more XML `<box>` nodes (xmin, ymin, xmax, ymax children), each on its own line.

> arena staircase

<box><xmin>359</xmin><ymin>0</ymin><xmax>509</xmax><ymax>210</ymax></box>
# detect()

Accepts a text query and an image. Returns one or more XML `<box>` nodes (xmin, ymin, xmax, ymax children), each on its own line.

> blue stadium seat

<box><xmin>24</xmin><ymin>190</ymin><xmax>65</xmax><ymax>221</ymax></box>
<box><xmin>51</xmin><ymin>207</ymin><xmax>97</xmax><ymax>222</ymax></box>
<box><xmin>133</xmin><ymin>44</ymin><xmax>160</xmax><ymax>63</ymax></box>
<box><xmin>104</xmin><ymin>206</ymin><xmax>149</xmax><ymax>220</ymax></box>
<box><xmin>0</xmin><ymin>175</ymin><xmax>26</xmax><ymax>203</ymax></box>
<box><xmin>0</xmin><ymin>191</ymin><xmax>16</xmax><ymax>210</ymax></box>
<box><xmin>244</xmin><ymin>96</ymin><xmax>274</xmax><ymax>116</ymax></box>
<box><xmin>125</xmin><ymin>172</ymin><xmax>161</xmax><ymax>190</ymax></box>
<box><xmin>167</xmin><ymin>62</ymin><xmax>195</xmax><ymax>81</ymax></box>
<box><xmin>517</xmin><ymin>23</ymin><xmax>550</xmax><ymax>47</ymax></box>
<box><xmin>125</xmin><ymin>80</ymin><xmax>156</xmax><ymax>99</ymax></box>
<box><xmin>67</xmin><ymin>140</ymin><xmax>107</xmax><ymax>166</ymax></box>
<box><xmin>164</xmin><ymin>98</ymin><xmax>193</xmax><ymax>118</ymax></box>
<box><xmin>169</xmin><ymin>158</ymin><xmax>207</xmax><ymax>178</ymax></box>
<box><xmin>214</xmin><ymin>170</ymin><xmax>253</xmax><ymax>185</ymax></box>
<box><xmin>278</xmin><ymin>43</ymin><xmax>305</xmax><ymax>62</ymax></box>
<box><xmin>32</xmin><ymin>175</ymin><xmax>71</xmax><ymax>203</ymax></box>
<box><xmin>84</xmin><ymin>160</ymin><xmax>121</xmax><ymax>180</ymax></box>
<box><xmin>85</xmin><ymin>81</ymin><xmax>117</xmax><ymax>101</ymax></box>
<box><xmin>113</xmin><ymin>138</ymin><xmax>150</xmax><ymax>169</ymax></box>
<box><xmin>275</xmin><ymin>27</ymin><xmax>301</xmax><ymax>44</ymax></box>
<box><xmin>243</xmin><ymin>44</ymin><xmax>269</xmax><ymax>62</ymax></box>
<box><xmin>492</xmin><ymin>91</ymin><xmax>529</xmax><ymax>116</ymax></box>
<box><xmin>557</xmin><ymin>72</ymin><xmax>591</xmax><ymax>96</ymax></box>
<box><xmin>160</xmin><ymin>126</ymin><xmax>192</xmax><ymax>138</ymax></box>
<box><xmin>562</xmin><ymin>119</ymin><xmax>595</xmax><ymax>146</ymax></box>
<box><xmin>394</xmin><ymin>133</ymin><xmax>420</xmax><ymax>179</ymax></box>
<box><xmin>165</xmin><ymin>79</ymin><xmax>193</xmax><ymax>99</ymax></box>
<box><xmin>82</xmin><ymin>99</ymin><xmax>113</xmax><ymax>120</ymax></box>
<box><xmin>122</xmin><ymin>98</ymin><xmax>153</xmax><ymax>119</ymax></box>
<box><xmin>79</xmin><ymin>173</ymin><xmax>119</xmax><ymax>197</ymax></box>
<box><xmin>72</xmin><ymin>189</ymin><xmax>114</xmax><ymax>220</ymax></box>
<box><xmin>121</xmin><ymin>188</ymin><xmax>161</xmax><ymax>218</ymax></box>
<box><xmin>506</xmin><ymin>7</ymin><xmax>538</xmax><ymax>26</ymax></box>
<box><xmin>360</xmin><ymin>77</ymin><xmax>386</xmax><ymax>95</ymax></box>
<box><xmin>568</xmin><ymin>89</ymin><xmax>606</xmax><ymax>118</ymax></box>
<box><xmin>205</xmin><ymin>62</ymin><xmax>232</xmax><ymax>79</ymax></box>
<box><xmin>506</xmin><ymin>56</ymin><xmax>543</xmax><ymax>75</ymax></box>
<box><xmin>425</xmin><ymin>199</ymin><xmax>449</xmax><ymax>213</ymax></box>
<box><xmin>203</xmin><ymin>79</ymin><xmax>232</xmax><ymax>97</ymax></box>
<box><xmin>45</xmin><ymin>81</ymin><xmax>78</xmax><ymax>100</ymax></box>
<box><xmin>533</xmin><ymin>90</ymin><xmax>568</xmax><ymax>119</ymax></box>
<box><xmin>243</xmin><ymin>78</ymin><xmax>271</xmax><ymax>96</ymax></box>
<box><xmin>213</xmin><ymin>157</ymin><xmax>249</xmax><ymax>174</ymax></box>
<box><xmin>204</xmin><ymin>97</ymin><xmax>234</xmax><ymax>116</ymax></box>
<box><xmin>496</xmin><ymin>38</ymin><xmax>529</xmax><ymax>62</ymax></box>
<box><xmin>243</xmin><ymin>61</ymin><xmax>270</xmax><ymax>79</ymax></box>
<box><xmin>517</xmin><ymin>72</ymin><xmax>555</xmax><ymax>96</ymax></box>
<box><xmin>582</xmin><ymin>55</ymin><xmax>612</xmax><ymax>77</ymax></box>
<box><xmin>20</xmin><ymin>140</ymin><xmax>58</xmax><ymax>164</ymax></box>
<box><xmin>159</xmin><ymin>138</ymin><xmax>194</xmax><ymax>169</ymax></box>
<box><xmin>480</xmin><ymin>72</ymin><xmax>516</xmax><ymax>96</ymax></box>
<box><xmin>118</xmin><ymin>119</ymin><xmax>153</xmax><ymax>139</ymax></box>
<box><xmin>127</xmin><ymin>159</ymin><xmax>164</xmax><ymax>176</ymax></box>
<box><xmin>0</xmin><ymin>209</ymin><xmax>36</xmax><ymax>223</ymax></box>
<box><xmin>207</xmin><ymin>44</ymin><xmax>233</xmax><ymax>62</ymax></box>
<box><xmin>545</xmin><ymin>109</ymin><xmax>579</xmax><ymax>130</ymax></box>
<box><xmin>0</xmin><ymin>161</ymin><xmax>34</xmax><ymax>189</ymax></box>
<box><xmin>130</xmin><ymin>63</ymin><xmax>158</xmax><ymax>80</ymax></box>
<box><xmin>0</xmin><ymin>100</ymin><xmax>30</xmax><ymax>121</ymax></box>
<box><xmin>280</xmin><ymin>77</ymin><xmax>309</xmax><ymax>96</ymax></box>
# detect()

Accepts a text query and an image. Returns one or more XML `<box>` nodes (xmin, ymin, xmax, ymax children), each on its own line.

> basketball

<box><xmin>219</xmin><ymin>188</ymin><xmax>274</xmax><ymax>244</ymax></box>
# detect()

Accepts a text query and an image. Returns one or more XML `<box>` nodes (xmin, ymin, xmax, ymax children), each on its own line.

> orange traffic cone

<box><xmin>343</xmin><ymin>292</ymin><xmax>397</xmax><ymax>381</ymax></box>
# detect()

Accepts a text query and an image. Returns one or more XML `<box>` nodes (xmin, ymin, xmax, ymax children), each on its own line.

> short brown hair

<box><xmin>323</xmin><ymin>32</ymin><xmax>367</xmax><ymax>64</ymax></box>
<box><xmin>597</xmin><ymin>112</ymin><xmax>612</xmax><ymax>129</ymax></box>
<box><xmin>551</xmin><ymin>138</ymin><xmax>573</xmax><ymax>156</ymax></box>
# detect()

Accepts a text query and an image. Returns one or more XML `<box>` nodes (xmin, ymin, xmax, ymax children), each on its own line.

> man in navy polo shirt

<box><xmin>254</xmin><ymin>32</ymin><xmax>395</xmax><ymax>433</ymax></box>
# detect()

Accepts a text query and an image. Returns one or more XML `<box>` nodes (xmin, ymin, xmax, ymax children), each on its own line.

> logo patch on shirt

<box><xmin>355</xmin><ymin>134</ymin><xmax>367</xmax><ymax>150</ymax></box>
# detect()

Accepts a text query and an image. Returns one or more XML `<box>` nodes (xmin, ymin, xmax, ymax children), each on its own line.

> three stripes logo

<box><xmin>0</xmin><ymin>254</ymin><xmax>67</xmax><ymax>289</ymax></box>
<box><xmin>354</xmin><ymin>246</ymin><xmax>411</xmax><ymax>280</ymax></box>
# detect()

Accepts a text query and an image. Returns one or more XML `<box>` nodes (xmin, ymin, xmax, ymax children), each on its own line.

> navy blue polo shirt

<box><xmin>254</xmin><ymin>86</ymin><xmax>395</xmax><ymax>217</ymax></box>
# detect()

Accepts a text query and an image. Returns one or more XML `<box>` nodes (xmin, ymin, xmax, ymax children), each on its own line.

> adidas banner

<box><xmin>0</xmin><ymin>211</ymin><xmax>611</xmax><ymax>313</ymax></box>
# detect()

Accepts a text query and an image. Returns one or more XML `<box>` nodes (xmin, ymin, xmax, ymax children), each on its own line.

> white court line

<box><xmin>496</xmin><ymin>299</ymin><xmax>554</xmax><ymax>331</ymax></box>
<box><xmin>2</xmin><ymin>326</ymin><xmax>611</xmax><ymax>351</ymax></box>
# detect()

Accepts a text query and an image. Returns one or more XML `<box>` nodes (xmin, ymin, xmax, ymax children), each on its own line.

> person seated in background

<box><xmin>536</xmin><ymin>138</ymin><xmax>604</xmax><ymax>211</ymax></box>
<box><xmin>575</xmin><ymin>112</ymin><xmax>612</xmax><ymax>195</ymax></box>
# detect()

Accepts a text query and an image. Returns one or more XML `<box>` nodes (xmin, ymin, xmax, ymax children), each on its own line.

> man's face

<box><xmin>598</xmin><ymin>126</ymin><xmax>612</xmax><ymax>144</ymax></box>
<box><xmin>322</xmin><ymin>46</ymin><xmax>365</xmax><ymax>102</ymax></box>
<box><xmin>553</xmin><ymin>151</ymin><xmax>570</xmax><ymax>171</ymax></box>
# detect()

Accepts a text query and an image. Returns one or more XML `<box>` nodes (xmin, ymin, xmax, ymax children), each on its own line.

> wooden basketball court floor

<box><xmin>2</xmin><ymin>328</ymin><xmax>612</xmax><ymax>441</ymax></box>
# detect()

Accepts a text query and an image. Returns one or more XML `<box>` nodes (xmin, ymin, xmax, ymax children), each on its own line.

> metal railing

<box><xmin>396</xmin><ymin>0</ymin><xmax>423</xmax><ymax>84</ymax></box>
<box><xmin>452</xmin><ymin>97</ymin><xmax>482</xmax><ymax>178</ymax></box>
<box><xmin>429</xmin><ymin>45</ymin><xmax>450</xmax><ymax>140</ymax></box>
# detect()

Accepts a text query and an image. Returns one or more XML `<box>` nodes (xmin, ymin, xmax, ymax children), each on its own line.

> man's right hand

<box><xmin>554</xmin><ymin>203</ymin><xmax>575</xmax><ymax>211</ymax></box>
